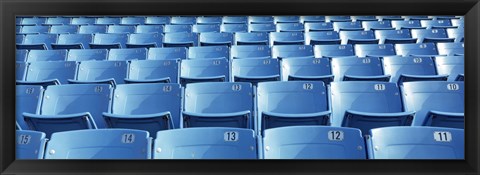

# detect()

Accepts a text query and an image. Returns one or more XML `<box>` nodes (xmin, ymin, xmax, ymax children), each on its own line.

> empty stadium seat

<box><xmin>263</xmin><ymin>126</ymin><xmax>366</xmax><ymax>159</ymax></box>
<box><xmin>154</xmin><ymin>127</ymin><xmax>257</xmax><ymax>159</ymax></box>
<box><xmin>182</xmin><ymin>82</ymin><xmax>254</xmax><ymax>129</ymax></box>
<box><xmin>16</xmin><ymin>130</ymin><xmax>47</xmax><ymax>159</ymax></box>
<box><xmin>17</xmin><ymin>34</ymin><xmax>58</xmax><ymax>50</ymax></box>
<box><xmin>222</xmin><ymin>16</ymin><xmax>248</xmax><ymax>24</ymax></box>
<box><xmin>126</xmin><ymin>33</ymin><xmax>163</xmax><ymax>48</ymax></box>
<box><xmin>331</xmin><ymin>56</ymin><xmax>390</xmax><ymax>82</ymax></box>
<box><xmin>300</xmin><ymin>16</ymin><xmax>326</xmax><ymax>23</ymax></box>
<box><xmin>391</xmin><ymin>20</ymin><xmax>425</xmax><ymax>30</ymax></box>
<box><xmin>230</xmin><ymin>45</ymin><xmax>271</xmax><ymax>59</ymax></box>
<box><xmin>16</xmin><ymin>85</ymin><xmax>44</xmax><ymax>130</ymax></box>
<box><xmin>70</xmin><ymin>60</ymin><xmax>128</xmax><ymax>85</ymax></box>
<box><xmin>330</xmin><ymin>82</ymin><xmax>414</xmax><ymax>135</ymax></box>
<box><xmin>314</xmin><ymin>44</ymin><xmax>354</xmax><ymax>58</ymax></box>
<box><xmin>103</xmin><ymin>83</ymin><xmax>182</xmax><ymax>136</ymax></box>
<box><xmin>18</xmin><ymin>61</ymin><xmax>76</xmax><ymax>86</ymax></box>
<box><xmin>333</xmin><ymin>21</ymin><xmax>363</xmax><ymax>31</ymax></box>
<box><xmin>192</xmin><ymin>24</ymin><xmax>221</xmax><ymax>33</ymax></box>
<box><xmin>248</xmin><ymin>23</ymin><xmax>276</xmax><ymax>33</ymax></box>
<box><xmin>90</xmin><ymin>33</ymin><xmax>128</xmax><ymax>49</ymax></box>
<box><xmin>274</xmin><ymin>16</ymin><xmax>300</xmax><ymax>24</ymax></box>
<box><xmin>164</xmin><ymin>24</ymin><xmax>192</xmax><ymax>33</ymax></box>
<box><xmin>188</xmin><ymin>46</ymin><xmax>229</xmax><ymax>59</ymax></box>
<box><xmin>257</xmin><ymin>81</ymin><xmax>330</xmax><ymax>133</ymax></box>
<box><xmin>23</xmin><ymin>84</ymin><xmax>112</xmax><ymax>137</ymax></box>
<box><xmin>125</xmin><ymin>60</ymin><xmax>179</xmax><ymax>84</ymax></box>
<box><xmin>403</xmin><ymin>16</ymin><xmax>431</xmax><ymax>20</ymax></box>
<box><xmin>145</xmin><ymin>16</ymin><xmax>171</xmax><ymax>25</ymax></box>
<box><xmin>362</xmin><ymin>21</ymin><xmax>394</xmax><ymax>31</ymax></box>
<box><xmin>232</xmin><ymin>58</ymin><xmax>280</xmax><ymax>85</ymax></box>
<box><xmin>95</xmin><ymin>17</ymin><xmax>121</xmax><ymax>25</ymax></box>
<box><xmin>451</xmin><ymin>18</ymin><xmax>464</xmax><ymax>27</ymax></box>
<box><xmin>19</xmin><ymin>26</ymin><xmax>50</xmax><ymax>34</ymax></box>
<box><xmin>16</xmin><ymin>34</ymin><xmax>24</xmax><ymax>44</ymax></box>
<box><xmin>420</xmin><ymin>19</ymin><xmax>453</xmax><ymax>29</ymax></box>
<box><xmin>351</xmin><ymin>16</ymin><xmax>378</xmax><ymax>22</ymax></box>
<box><xmin>148</xmin><ymin>47</ymin><xmax>187</xmax><ymax>60</ymax></box>
<box><xmin>16</xmin><ymin>50</ymin><xmax>28</xmax><ymax>62</ymax></box>
<box><xmin>197</xmin><ymin>16</ymin><xmax>222</xmax><ymax>24</ymax></box>
<box><xmin>234</xmin><ymin>32</ymin><xmax>269</xmax><ymax>45</ymax></box>
<box><xmin>367</xmin><ymin>126</ymin><xmax>464</xmax><ymax>159</ymax></box>
<box><xmin>271</xmin><ymin>45</ymin><xmax>314</xmax><ymax>59</ymax></box>
<box><xmin>67</xmin><ymin>49</ymin><xmax>108</xmax><ymax>61</ymax></box>
<box><xmin>16</xmin><ymin>62</ymin><xmax>26</xmax><ymax>81</ymax></box>
<box><xmin>163</xmin><ymin>32</ymin><xmax>198</xmax><ymax>47</ymax></box>
<box><xmin>107</xmin><ymin>25</ymin><xmax>136</xmax><ymax>34</ymax></box>
<box><xmin>26</xmin><ymin>49</ymin><xmax>67</xmax><ymax>62</ymax></box>
<box><xmin>199</xmin><ymin>32</ymin><xmax>234</xmax><ymax>46</ymax></box>
<box><xmin>45</xmin><ymin>129</ymin><xmax>151</xmax><ymax>159</ymax></box>
<box><xmin>170</xmin><ymin>16</ymin><xmax>196</xmax><ymax>25</ymax></box>
<box><xmin>402</xmin><ymin>81</ymin><xmax>464</xmax><ymax>128</ymax></box>
<box><xmin>276</xmin><ymin>23</ymin><xmax>304</xmax><ymax>32</ymax></box>
<box><xmin>180</xmin><ymin>59</ymin><xmax>229</xmax><ymax>86</ymax></box>
<box><xmin>269</xmin><ymin>32</ymin><xmax>305</xmax><ymax>45</ymax></box>
<box><xmin>354</xmin><ymin>44</ymin><xmax>396</xmax><ymax>57</ymax></box>
<box><xmin>108</xmin><ymin>48</ymin><xmax>147</xmax><ymax>61</ymax></box>
<box><xmin>78</xmin><ymin>25</ymin><xmax>107</xmax><ymax>34</ymax></box>
<box><xmin>121</xmin><ymin>17</ymin><xmax>145</xmax><ymax>25</ymax></box>
<box><xmin>339</xmin><ymin>30</ymin><xmax>379</xmax><ymax>44</ymax></box>
<box><xmin>52</xmin><ymin>33</ymin><xmax>93</xmax><ymax>49</ymax></box>
<box><xmin>376</xmin><ymin>16</ymin><xmax>404</xmax><ymax>21</ymax></box>
<box><xmin>135</xmin><ymin>25</ymin><xmax>164</xmax><ymax>34</ymax></box>
<box><xmin>220</xmin><ymin>24</ymin><xmax>248</xmax><ymax>33</ymax></box>
<box><xmin>71</xmin><ymin>17</ymin><xmax>96</xmax><ymax>25</ymax></box>
<box><xmin>394</xmin><ymin>43</ymin><xmax>438</xmax><ymax>57</ymax></box>
<box><xmin>410</xmin><ymin>29</ymin><xmax>454</xmax><ymax>43</ymax></box>
<box><xmin>304</xmin><ymin>22</ymin><xmax>334</xmax><ymax>32</ymax></box>
<box><xmin>304</xmin><ymin>31</ymin><xmax>341</xmax><ymax>45</ymax></box>
<box><xmin>374</xmin><ymin>29</ymin><xmax>417</xmax><ymax>44</ymax></box>
<box><xmin>437</xmin><ymin>42</ymin><xmax>464</xmax><ymax>56</ymax></box>
<box><xmin>249</xmin><ymin>16</ymin><xmax>274</xmax><ymax>24</ymax></box>
<box><xmin>326</xmin><ymin>16</ymin><xmax>351</xmax><ymax>22</ymax></box>
<box><xmin>49</xmin><ymin>25</ymin><xmax>78</xmax><ymax>34</ymax></box>
<box><xmin>383</xmin><ymin>56</ymin><xmax>447</xmax><ymax>84</ymax></box>
<box><xmin>281</xmin><ymin>57</ymin><xmax>333</xmax><ymax>84</ymax></box>
<box><xmin>20</xmin><ymin>17</ymin><xmax>46</xmax><ymax>26</ymax></box>
<box><xmin>435</xmin><ymin>56</ymin><xmax>464</xmax><ymax>81</ymax></box>
<box><xmin>446</xmin><ymin>28</ymin><xmax>464</xmax><ymax>42</ymax></box>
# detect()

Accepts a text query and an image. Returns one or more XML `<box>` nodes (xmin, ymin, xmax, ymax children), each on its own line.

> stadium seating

<box><xmin>16</xmin><ymin>130</ymin><xmax>47</xmax><ymax>159</ymax></box>
<box><xmin>70</xmin><ymin>60</ymin><xmax>128</xmax><ymax>85</ymax></box>
<box><xmin>96</xmin><ymin>17</ymin><xmax>121</xmax><ymax>25</ymax></box>
<box><xmin>18</xmin><ymin>61</ymin><xmax>76</xmax><ymax>86</ymax></box>
<box><xmin>16</xmin><ymin>34</ymin><xmax>24</xmax><ymax>44</ymax></box>
<box><xmin>304</xmin><ymin>31</ymin><xmax>341</xmax><ymax>45</ymax></box>
<box><xmin>354</xmin><ymin>44</ymin><xmax>396</xmax><ymax>57</ymax></box>
<box><xmin>276</xmin><ymin>23</ymin><xmax>304</xmax><ymax>32</ymax></box>
<box><xmin>125</xmin><ymin>60</ymin><xmax>179</xmax><ymax>84</ymax></box>
<box><xmin>78</xmin><ymin>25</ymin><xmax>107</xmax><ymax>34</ymax></box>
<box><xmin>223</xmin><ymin>16</ymin><xmax>248</xmax><ymax>24</ymax></box>
<box><xmin>391</xmin><ymin>20</ymin><xmax>425</xmax><ymax>30</ymax></box>
<box><xmin>269</xmin><ymin>32</ymin><xmax>305</xmax><ymax>45</ymax></box>
<box><xmin>49</xmin><ymin>25</ymin><xmax>78</xmax><ymax>34</ymax></box>
<box><xmin>436</xmin><ymin>42</ymin><xmax>464</xmax><ymax>56</ymax></box>
<box><xmin>197</xmin><ymin>16</ymin><xmax>222</xmax><ymax>24</ymax></box>
<box><xmin>103</xmin><ymin>83</ymin><xmax>182</xmax><ymax>136</ymax></box>
<box><xmin>192</xmin><ymin>24</ymin><xmax>221</xmax><ymax>33</ymax></box>
<box><xmin>45</xmin><ymin>129</ymin><xmax>151</xmax><ymax>159</ymax></box>
<box><xmin>367</xmin><ymin>126</ymin><xmax>464</xmax><ymax>159</ymax></box>
<box><xmin>20</xmin><ymin>17</ymin><xmax>46</xmax><ymax>26</ymax></box>
<box><xmin>402</xmin><ymin>81</ymin><xmax>464</xmax><ymax>128</ymax></box>
<box><xmin>382</xmin><ymin>56</ymin><xmax>447</xmax><ymax>84</ymax></box>
<box><xmin>374</xmin><ymin>29</ymin><xmax>417</xmax><ymax>44</ymax></box>
<box><xmin>154</xmin><ymin>127</ymin><xmax>257</xmax><ymax>159</ymax></box>
<box><xmin>362</xmin><ymin>21</ymin><xmax>394</xmax><ymax>31</ymax></box>
<box><xmin>90</xmin><ymin>33</ymin><xmax>128</xmax><ymax>49</ymax></box>
<box><xmin>300</xmin><ymin>16</ymin><xmax>326</xmax><ymax>23</ymax></box>
<box><xmin>67</xmin><ymin>49</ymin><xmax>108</xmax><ymax>61</ymax></box>
<box><xmin>108</xmin><ymin>48</ymin><xmax>147</xmax><ymax>61</ymax></box>
<box><xmin>17</xmin><ymin>34</ymin><xmax>58</xmax><ymax>50</ymax></box>
<box><xmin>26</xmin><ymin>49</ymin><xmax>67</xmax><ymax>62</ymax></box>
<box><xmin>326</xmin><ymin>16</ymin><xmax>351</xmax><ymax>22</ymax></box>
<box><xmin>135</xmin><ymin>25</ymin><xmax>164</xmax><ymax>34</ymax></box>
<box><xmin>163</xmin><ymin>32</ymin><xmax>198</xmax><ymax>47</ymax></box>
<box><xmin>446</xmin><ymin>28</ymin><xmax>464</xmax><ymax>42</ymax></box>
<box><xmin>16</xmin><ymin>62</ymin><xmax>26</xmax><ymax>81</ymax></box>
<box><xmin>16</xmin><ymin>50</ymin><xmax>28</xmax><ymax>62</ymax></box>
<box><xmin>434</xmin><ymin>56</ymin><xmax>464</xmax><ymax>81</ymax></box>
<box><xmin>170</xmin><ymin>16</ymin><xmax>196</xmax><ymax>25</ymax></box>
<box><xmin>145</xmin><ymin>16</ymin><xmax>170</xmax><ymax>25</ymax></box>
<box><xmin>304</xmin><ymin>22</ymin><xmax>334</xmax><ymax>32</ymax></box>
<box><xmin>164</xmin><ymin>24</ymin><xmax>192</xmax><ymax>33</ymax></box>
<box><xmin>272</xmin><ymin>45</ymin><xmax>314</xmax><ymax>59</ymax></box>
<box><xmin>19</xmin><ymin>26</ymin><xmax>50</xmax><ymax>34</ymax></box>
<box><xmin>274</xmin><ymin>16</ymin><xmax>300</xmax><ymax>24</ymax></box>
<box><xmin>220</xmin><ymin>24</ymin><xmax>248</xmax><ymax>33</ymax></box>
<box><xmin>249</xmin><ymin>16</ymin><xmax>274</xmax><ymax>24</ymax></box>
<box><xmin>45</xmin><ymin>17</ymin><xmax>71</xmax><ymax>25</ymax></box>
<box><xmin>230</xmin><ymin>45</ymin><xmax>271</xmax><ymax>59</ymax></box>
<box><xmin>339</xmin><ymin>30</ymin><xmax>379</xmax><ymax>44</ymax></box>
<box><xmin>263</xmin><ymin>126</ymin><xmax>366</xmax><ymax>159</ymax></box>
<box><xmin>231</xmin><ymin>58</ymin><xmax>280</xmax><ymax>85</ymax></box>
<box><xmin>394</xmin><ymin>43</ymin><xmax>438</xmax><ymax>57</ymax></box>
<box><xmin>16</xmin><ymin>85</ymin><xmax>43</xmax><ymax>130</ymax></box>
<box><xmin>410</xmin><ymin>29</ymin><xmax>454</xmax><ymax>43</ymax></box>
<box><xmin>71</xmin><ymin>17</ymin><xmax>96</xmax><ymax>25</ymax></box>
<box><xmin>235</xmin><ymin>32</ymin><xmax>269</xmax><ymax>45</ymax></box>
<box><xmin>333</xmin><ymin>21</ymin><xmax>363</xmax><ymax>31</ymax></box>
<box><xmin>314</xmin><ymin>44</ymin><xmax>355</xmax><ymax>58</ymax></box>
<box><xmin>199</xmin><ymin>32</ymin><xmax>234</xmax><ymax>46</ymax></box>
<box><xmin>187</xmin><ymin>46</ymin><xmax>230</xmax><ymax>59</ymax></box>
<box><xmin>351</xmin><ymin>16</ymin><xmax>378</xmax><ymax>22</ymax></box>
<box><xmin>420</xmin><ymin>19</ymin><xmax>453</xmax><ymax>29</ymax></box>
<box><xmin>52</xmin><ymin>34</ymin><xmax>93</xmax><ymax>49</ymax></box>
<box><xmin>281</xmin><ymin>57</ymin><xmax>333</xmax><ymax>84</ymax></box>
<box><xmin>126</xmin><ymin>33</ymin><xmax>163</xmax><ymax>48</ymax></box>
<box><xmin>180</xmin><ymin>58</ymin><xmax>229</xmax><ymax>86</ymax></box>
<box><xmin>121</xmin><ymin>17</ymin><xmax>145</xmax><ymax>25</ymax></box>
<box><xmin>331</xmin><ymin>56</ymin><xmax>390</xmax><ymax>82</ymax></box>
<box><xmin>330</xmin><ymin>82</ymin><xmax>414</xmax><ymax>135</ymax></box>
<box><xmin>148</xmin><ymin>47</ymin><xmax>187</xmax><ymax>60</ymax></box>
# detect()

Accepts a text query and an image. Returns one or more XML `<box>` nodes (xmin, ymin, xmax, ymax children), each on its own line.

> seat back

<box><xmin>56</xmin><ymin>34</ymin><xmax>93</xmax><ymax>49</ymax></box>
<box><xmin>271</xmin><ymin>45</ymin><xmax>314</xmax><ymax>59</ymax></box>
<box><xmin>269</xmin><ymin>32</ymin><xmax>305</xmax><ymax>45</ymax></box>
<box><xmin>281</xmin><ymin>57</ymin><xmax>332</xmax><ymax>81</ymax></box>
<box><xmin>230</xmin><ymin>45</ymin><xmax>271</xmax><ymax>59</ymax></box>
<box><xmin>394</xmin><ymin>43</ymin><xmax>438</xmax><ymax>56</ymax></box>
<box><xmin>382</xmin><ymin>56</ymin><xmax>439</xmax><ymax>83</ymax></box>
<box><xmin>354</xmin><ymin>44</ymin><xmax>396</xmax><ymax>57</ymax></box>
<box><xmin>27</xmin><ymin>50</ymin><xmax>67</xmax><ymax>62</ymax></box>
<box><xmin>108</xmin><ymin>48</ymin><xmax>147</xmax><ymax>61</ymax></box>
<box><xmin>188</xmin><ymin>46</ymin><xmax>230</xmax><ymax>59</ymax></box>
<box><xmin>234</xmin><ymin>32</ymin><xmax>269</xmax><ymax>45</ymax></box>
<box><xmin>148</xmin><ymin>47</ymin><xmax>187</xmax><ymax>60</ymax></box>
<box><xmin>75</xmin><ymin>60</ymin><xmax>128</xmax><ymax>84</ymax></box>
<box><xmin>67</xmin><ymin>49</ymin><xmax>108</xmax><ymax>61</ymax></box>
<box><xmin>314</xmin><ymin>44</ymin><xmax>354</xmax><ymax>58</ymax></box>
<box><xmin>25</xmin><ymin>61</ymin><xmax>76</xmax><ymax>84</ymax></box>
<box><xmin>434</xmin><ymin>56</ymin><xmax>464</xmax><ymax>81</ymax></box>
<box><xmin>331</xmin><ymin>56</ymin><xmax>385</xmax><ymax>81</ymax></box>
<box><xmin>16</xmin><ymin>85</ymin><xmax>43</xmax><ymax>130</ymax></box>
<box><xmin>16</xmin><ymin>130</ymin><xmax>47</xmax><ymax>159</ymax></box>
<box><xmin>127</xmin><ymin>60</ymin><xmax>179</xmax><ymax>83</ymax></box>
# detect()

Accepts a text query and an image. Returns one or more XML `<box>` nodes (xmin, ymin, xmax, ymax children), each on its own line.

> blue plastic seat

<box><xmin>145</xmin><ymin>16</ymin><xmax>171</xmax><ymax>25</ymax></box>
<box><xmin>108</xmin><ymin>48</ymin><xmax>147</xmax><ymax>61</ymax></box>
<box><xmin>446</xmin><ymin>28</ymin><xmax>464</xmax><ymax>42</ymax></box>
<box><xmin>163</xmin><ymin>32</ymin><xmax>198</xmax><ymax>47</ymax></box>
<box><xmin>23</xmin><ymin>84</ymin><xmax>112</xmax><ymax>137</ymax></box>
<box><xmin>437</xmin><ymin>42</ymin><xmax>464</xmax><ymax>56</ymax></box>
<box><xmin>182</xmin><ymin>82</ymin><xmax>254</xmax><ymax>129</ymax></box>
<box><xmin>120</xmin><ymin>17</ymin><xmax>145</xmax><ymax>25</ymax></box>
<box><xmin>20</xmin><ymin>17</ymin><xmax>46</xmax><ymax>25</ymax></box>
<box><xmin>314</xmin><ymin>44</ymin><xmax>355</xmax><ymax>58</ymax></box>
<box><xmin>135</xmin><ymin>25</ymin><xmax>164</xmax><ymax>33</ymax></box>
<box><xmin>26</xmin><ymin>49</ymin><xmax>67</xmax><ymax>62</ymax></box>
<box><xmin>361</xmin><ymin>21</ymin><xmax>394</xmax><ymax>31</ymax></box>
<box><xmin>383</xmin><ymin>56</ymin><xmax>447</xmax><ymax>84</ymax></box>
<box><xmin>410</xmin><ymin>29</ymin><xmax>454</xmax><ymax>43</ymax></box>
<box><xmin>148</xmin><ymin>47</ymin><xmax>187</xmax><ymax>60</ymax></box>
<box><xmin>234</xmin><ymin>32</ymin><xmax>269</xmax><ymax>45</ymax></box>
<box><xmin>304</xmin><ymin>22</ymin><xmax>334</xmax><ymax>32</ymax></box>
<box><xmin>367</xmin><ymin>126</ymin><xmax>464</xmax><ymax>159</ymax></box>
<box><xmin>230</xmin><ymin>45</ymin><xmax>271</xmax><ymax>59</ymax></box>
<box><xmin>274</xmin><ymin>16</ymin><xmax>300</xmax><ymax>23</ymax></box>
<box><xmin>276</xmin><ymin>23</ymin><xmax>304</xmax><ymax>32</ymax></box>
<box><xmin>374</xmin><ymin>29</ymin><xmax>417</xmax><ymax>44</ymax></box>
<box><xmin>330</xmin><ymin>81</ymin><xmax>414</xmax><ymax>135</ymax></box>
<box><xmin>451</xmin><ymin>18</ymin><xmax>464</xmax><ymax>27</ymax></box>
<box><xmin>125</xmin><ymin>60</ymin><xmax>179</xmax><ymax>84</ymax></box>
<box><xmin>18</xmin><ymin>61</ymin><xmax>76</xmax><ymax>86</ymax></box>
<box><xmin>263</xmin><ymin>126</ymin><xmax>366</xmax><ymax>159</ymax></box>
<box><xmin>331</xmin><ymin>56</ymin><xmax>390</xmax><ymax>82</ymax></box>
<box><xmin>107</xmin><ymin>25</ymin><xmax>136</xmax><ymax>34</ymax></box>
<box><xmin>78</xmin><ymin>25</ymin><xmax>107</xmax><ymax>34</ymax></box>
<box><xmin>16</xmin><ymin>130</ymin><xmax>47</xmax><ymax>159</ymax></box>
<box><xmin>16</xmin><ymin>85</ymin><xmax>44</xmax><ymax>130</ymax></box>
<box><xmin>232</xmin><ymin>58</ymin><xmax>280</xmax><ymax>85</ymax></box>
<box><xmin>420</xmin><ymin>19</ymin><xmax>453</xmax><ymax>29</ymax></box>
<box><xmin>394</xmin><ymin>43</ymin><xmax>439</xmax><ymax>57</ymax></box>
<box><xmin>170</xmin><ymin>16</ymin><xmax>197</xmax><ymax>25</ymax></box>
<box><xmin>95</xmin><ymin>17</ymin><xmax>121</xmax><ymax>25</ymax></box>
<box><xmin>269</xmin><ymin>32</ymin><xmax>305</xmax><ymax>45</ymax></box>
<box><xmin>325</xmin><ymin>16</ymin><xmax>352</xmax><ymax>22</ymax></box>
<box><xmin>67</xmin><ymin>49</ymin><xmax>108</xmax><ymax>61</ymax></box>
<box><xmin>49</xmin><ymin>25</ymin><xmax>78</xmax><ymax>34</ymax></box>
<box><xmin>45</xmin><ymin>129</ymin><xmax>151</xmax><ymax>159</ymax></box>
<box><xmin>154</xmin><ymin>127</ymin><xmax>257</xmax><ymax>159</ymax></box>
<box><xmin>103</xmin><ymin>83</ymin><xmax>181</xmax><ymax>136</ymax></box>
<box><xmin>377</xmin><ymin>16</ymin><xmax>404</xmax><ymax>21</ymax></box>
<box><xmin>52</xmin><ymin>33</ymin><xmax>92</xmax><ymax>49</ymax></box>
<box><xmin>199</xmin><ymin>33</ymin><xmax>234</xmax><ymax>46</ymax></box>
<box><xmin>402</xmin><ymin>81</ymin><xmax>464</xmax><ymax>128</ymax></box>
<box><xmin>257</xmin><ymin>81</ymin><xmax>330</xmax><ymax>133</ymax></box>
<box><xmin>222</xmin><ymin>16</ymin><xmax>248</xmax><ymax>24</ymax></box>
<box><xmin>248</xmin><ymin>16</ymin><xmax>274</xmax><ymax>24</ymax></box>
<box><xmin>333</xmin><ymin>21</ymin><xmax>363</xmax><ymax>31</ymax></box>
<box><xmin>434</xmin><ymin>56</ymin><xmax>464</xmax><ymax>81</ymax></box>
<box><xmin>391</xmin><ymin>20</ymin><xmax>425</xmax><ymax>30</ymax></box>
<box><xmin>220</xmin><ymin>24</ymin><xmax>248</xmax><ymax>33</ymax></box>
<box><xmin>304</xmin><ymin>31</ymin><xmax>341</xmax><ymax>45</ymax></box>
<box><xmin>16</xmin><ymin>50</ymin><xmax>28</xmax><ymax>62</ymax></box>
<box><xmin>16</xmin><ymin>62</ymin><xmax>27</xmax><ymax>81</ymax></box>
<box><xmin>402</xmin><ymin>16</ymin><xmax>432</xmax><ymax>20</ymax></box>
<box><xmin>192</xmin><ymin>24</ymin><xmax>221</xmax><ymax>33</ymax></box>
<box><xmin>351</xmin><ymin>16</ymin><xmax>378</xmax><ymax>22</ymax></box>
<box><xmin>180</xmin><ymin>59</ymin><xmax>229</xmax><ymax>86</ymax></box>
<box><xmin>248</xmin><ymin>23</ymin><xmax>276</xmax><ymax>33</ymax></box>
<box><xmin>300</xmin><ymin>16</ymin><xmax>326</xmax><ymax>23</ymax></box>
<box><xmin>126</xmin><ymin>33</ymin><xmax>163</xmax><ymax>48</ymax></box>
<box><xmin>281</xmin><ymin>57</ymin><xmax>333</xmax><ymax>84</ymax></box>
<box><xmin>17</xmin><ymin>34</ymin><xmax>58</xmax><ymax>50</ymax></box>
<box><xmin>196</xmin><ymin>16</ymin><xmax>222</xmax><ymax>24</ymax></box>
<box><xmin>271</xmin><ymin>45</ymin><xmax>314</xmax><ymax>59</ymax></box>
<box><xmin>71</xmin><ymin>17</ymin><xmax>96</xmax><ymax>25</ymax></box>
<box><xmin>90</xmin><ymin>33</ymin><xmax>128</xmax><ymax>49</ymax></box>
<box><xmin>70</xmin><ymin>60</ymin><xmax>128</xmax><ymax>86</ymax></box>
<box><xmin>339</xmin><ymin>30</ymin><xmax>378</xmax><ymax>45</ymax></box>
<box><xmin>354</xmin><ymin>44</ymin><xmax>396</xmax><ymax>57</ymax></box>
<box><xmin>187</xmin><ymin>46</ymin><xmax>229</xmax><ymax>59</ymax></box>
<box><xmin>164</xmin><ymin>24</ymin><xmax>192</xmax><ymax>33</ymax></box>
<box><xmin>16</xmin><ymin>34</ymin><xmax>24</xmax><ymax>44</ymax></box>
<box><xmin>19</xmin><ymin>26</ymin><xmax>50</xmax><ymax>34</ymax></box>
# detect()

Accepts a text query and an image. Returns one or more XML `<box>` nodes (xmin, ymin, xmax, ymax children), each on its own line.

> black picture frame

<box><xmin>1</xmin><ymin>0</ymin><xmax>479</xmax><ymax>174</ymax></box>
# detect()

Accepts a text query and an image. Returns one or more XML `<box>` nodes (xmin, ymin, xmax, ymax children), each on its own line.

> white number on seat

<box><xmin>434</xmin><ymin>131</ymin><xmax>452</xmax><ymax>142</ymax></box>
<box><xmin>18</xmin><ymin>135</ymin><xmax>31</xmax><ymax>145</ymax></box>
<box><xmin>303</xmin><ymin>83</ymin><xmax>314</xmax><ymax>90</ymax></box>
<box><xmin>447</xmin><ymin>83</ymin><xmax>460</xmax><ymax>91</ymax></box>
<box><xmin>313</xmin><ymin>59</ymin><xmax>321</xmax><ymax>64</ymax></box>
<box><xmin>413</xmin><ymin>57</ymin><xmax>423</xmax><ymax>63</ymax></box>
<box><xmin>362</xmin><ymin>58</ymin><xmax>371</xmax><ymax>64</ymax></box>
<box><xmin>122</xmin><ymin>134</ymin><xmax>135</xmax><ymax>143</ymax></box>
<box><xmin>232</xmin><ymin>84</ymin><xmax>242</xmax><ymax>91</ymax></box>
<box><xmin>224</xmin><ymin>131</ymin><xmax>239</xmax><ymax>141</ymax></box>
<box><xmin>328</xmin><ymin>130</ymin><xmax>344</xmax><ymax>141</ymax></box>
<box><xmin>374</xmin><ymin>84</ymin><xmax>386</xmax><ymax>91</ymax></box>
